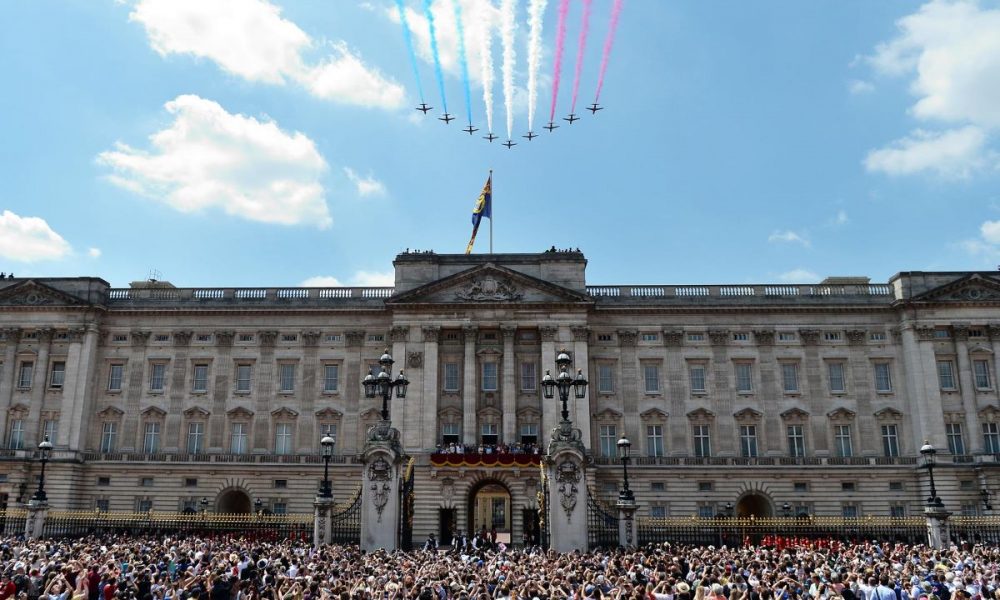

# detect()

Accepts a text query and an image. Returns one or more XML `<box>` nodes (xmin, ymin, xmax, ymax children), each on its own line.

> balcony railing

<box><xmin>78</xmin><ymin>452</ymin><xmax>363</xmax><ymax>464</ymax></box>
<box><xmin>587</xmin><ymin>283</ymin><xmax>893</xmax><ymax>299</ymax></box>
<box><xmin>591</xmin><ymin>455</ymin><xmax>919</xmax><ymax>467</ymax></box>
<box><xmin>106</xmin><ymin>287</ymin><xmax>395</xmax><ymax>304</ymax></box>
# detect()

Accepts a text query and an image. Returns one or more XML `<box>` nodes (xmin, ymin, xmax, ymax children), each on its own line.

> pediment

<box><xmin>270</xmin><ymin>406</ymin><xmax>299</xmax><ymax>419</ymax></box>
<box><xmin>516</xmin><ymin>407</ymin><xmax>542</xmax><ymax>418</ymax></box>
<box><xmin>227</xmin><ymin>406</ymin><xmax>254</xmax><ymax>419</ymax></box>
<box><xmin>911</xmin><ymin>274</ymin><xmax>1000</xmax><ymax>304</ymax></box>
<box><xmin>592</xmin><ymin>407</ymin><xmax>623</xmax><ymax>421</ymax></box>
<box><xmin>733</xmin><ymin>407</ymin><xmax>762</xmax><ymax>421</ymax></box>
<box><xmin>183</xmin><ymin>407</ymin><xmax>210</xmax><ymax>418</ymax></box>
<box><xmin>686</xmin><ymin>407</ymin><xmax>716</xmax><ymax>420</ymax></box>
<box><xmin>827</xmin><ymin>407</ymin><xmax>857</xmax><ymax>421</ymax></box>
<box><xmin>780</xmin><ymin>408</ymin><xmax>810</xmax><ymax>422</ymax></box>
<box><xmin>640</xmin><ymin>408</ymin><xmax>669</xmax><ymax>421</ymax></box>
<box><xmin>978</xmin><ymin>405</ymin><xmax>1000</xmax><ymax>421</ymax></box>
<box><xmin>0</xmin><ymin>280</ymin><xmax>88</xmax><ymax>307</ymax></box>
<box><xmin>969</xmin><ymin>344</ymin><xmax>994</xmax><ymax>355</ymax></box>
<box><xmin>96</xmin><ymin>406</ymin><xmax>124</xmax><ymax>418</ymax></box>
<box><xmin>141</xmin><ymin>406</ymin><xmax>166</xmax><ymax>418</ymax></box>
<box><xmin>315</xmin><ymin>408</ymin><xmax>343</xmax><ymax>420</ymax></box>
<box><xmin>386</xmin><ymin>264</ymin><xmax>593</xmax><ymax>306</ymax></box>
<box><xmin>7</xmin><ymin>403</ymin><xmax>29</xmax><ymax>416</ymax></box>
<box><xmin>874</xmin><ymin>406</ymin><xmax>903</xmax><ymax>420</ymax></box>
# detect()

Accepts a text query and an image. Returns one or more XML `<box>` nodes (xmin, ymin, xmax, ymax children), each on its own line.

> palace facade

<box><xmin>2</xmin><ymin>249</ymin><xmax>1000</xmax><ymax>543</ymax></box>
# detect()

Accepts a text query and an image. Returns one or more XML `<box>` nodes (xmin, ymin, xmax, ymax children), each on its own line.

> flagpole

<box><xmin>489</xmin><ymin>169</ymin><xmax>493</xmax><ymax>254</ymax></box>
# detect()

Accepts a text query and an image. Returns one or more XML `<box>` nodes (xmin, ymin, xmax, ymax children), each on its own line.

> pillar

<box><xmin>0</xmin><ymin>328</ymin><xmax>20</xmax><ymax>447</ymax></box>
<box><xmin>545</xmin><ymin>421</ymin><xmax>589</xmax><ymax>552</ymax></box>
<box><xmin>24</xmin><ymin>500</ymin><xmax>47</xmax><ymax>540</ymax></box>
<box><xmin>25</xmin><ymin>329</ymin><xmax>53</xmax><ymax>448</ymax></box>
<box><xmin>952</xmin><ymin>325</ymin><xmax>982</xmax><ymax>454</ymax></box>
<box><xmin>540</xmin><ymin>327</ymin><xmax>558</xmax><ymax>446</ymax></box>
<box><xmin>462</xmin><ymin>326</ymin><xmax>478</xmax><ymax>446</ymax></box>
<box><xmin>360</xmin><ymin>425</ymin><xmax>404</xmax><ymax>551</ymax></box>
<box><xmin>571</xmin><ymin>326</ymin><xmax>592</xmax><ymax>446</ymax></box>
<box><xmin>422</xmin><ymin>327</ymin><xmax>440</xmax><ymax>450</ymax></box>
<box><xmin>120</xmin><ymin>330</ymin><xmax>150</xmax><ymax>452</ymax></box>
<box><xmin>617</xmin><ymin>499</ymin><xmax>639</xmax><ymax>547</ymax></box>
<box><xmin>344</xmin><ymin>331</ymin><xmax>365</xmax><ymax>453</ymax></box>
<box><xmin>925</xmin><ymin>505</ymin><xmax>952</xmax><ymax>549</ymax></box>
<box><xmin>313</xmin><ymin>496</ymin><xmax>334</xmax><ymax>549</ymax></box>
<box><xmin>501</xmin><ymin>326</ymin><xmax>517</xmax><ymax>443</ymax></box>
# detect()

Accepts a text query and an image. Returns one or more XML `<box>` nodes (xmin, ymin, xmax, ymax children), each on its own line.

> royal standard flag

<box><xmin>471</xmin><ymin>174</ymin><xmax>492</xmax><ymax>228</ymax></box>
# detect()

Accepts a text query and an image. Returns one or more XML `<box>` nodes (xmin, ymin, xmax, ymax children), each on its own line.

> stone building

<box><xmin>1</xmin><ymin>249</ymin><xmax>999</xmax><ymax>544</ymax></box>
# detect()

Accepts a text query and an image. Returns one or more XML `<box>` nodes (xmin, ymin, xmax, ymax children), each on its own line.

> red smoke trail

<box><xmin>548</xmin><ymin>0</ymin><xmax>570</xmax><ymax>123</ymax></box>
<box><xmin>569</xmin><ymin>0</ymin><xmax>592</xmax><ymax>113</ymax></box>
<box><xmin>594</xmin><ymin>0</ymin><xmax>623</xmax><ymax>102</ymax></box>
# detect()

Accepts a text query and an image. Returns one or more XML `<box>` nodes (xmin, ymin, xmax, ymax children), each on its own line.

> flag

<box><xmin>465</xmin><ymin>174</ymin><xmax>492</xmax><ymax>254</ymax></box>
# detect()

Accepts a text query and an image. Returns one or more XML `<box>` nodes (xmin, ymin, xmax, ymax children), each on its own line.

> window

<box><xmin>778</xmin><ymin>332</ymin><xmax>796</xmax><ymax>342</ymax></box>
<box><xmin>599</xmin><ymin>425</ymin><xmax>617</xmax><ymax>458</ymax></box>
<box><xmin>520</xmin><ymin>424</ymin><xmax>538</xmax><ymax>445</ymax></box>
<box><xmin>192</xmin><ymin>364</ymin><xmax>209</xmax><ymax>392</ymax></box>
<box><xmin>641</xmin><ymin>333</ymin><xmax>659</xmax><ymax>342</ymax></box>
<box><xmin>841</xmin><ymin>482</ymin><xmax>856</xmax><ymax>492</ymax></box>
<box><xmin>137</xmin><ymin>499</ymin><xmax>153</xmax><ymax>512</ymax></box>
<box><xmin>97</xmin><ymin>477</ymin><xmax>110</xmax><ymax>487</ymax></box>
<box><xmin>828</xmin><ymin>363</ymin><xmax>846</xmax><ymax>393</ymax></box>
<box><xmin>960</xmin><ymin>504</ymin><xmax>978</xmax><ymax>517</ymax></box>
<box><xmin>646</xmin><ymin>425</ymin><xmax>664</xmax><ymax>457</ymax></box>
<box><xmin>7</xmin><ymin>420</ymin><xmax>24</xmax><ymax>450</ymax></box>
<box><xmin>781</xmin><ymin>363</ymin><xmax>799</xmax><ymax>393</ymax></box>
<box><xmin>235</xmin><ymin>364</ymin><xmax>252</xmax><ymax>393</ymax></box>
<box><xmin>100</xmin><ymin>422</ymin><xmax>117</xmax><ymax>453</ymax></box>
<box><xmin>443</xmin><ymin>363</ymin><xmax>460</xmax><ymax>392</ymax></box>
<box><xmin>697</xmin><ymin>505</ymin><xmax>714</xmax><ymax>518</ymax></box>
<box><xmin>42</xmin><ymin>420</ymin><xmax>57</xmax><ymax>446</ymax></box>
<box><xmin>368</xmin><ymin>334</ymin><xmax>384</xmax><ymax>342</ymax></box>
<box><xmin>49</xmin><ymin>361</ymin><xmax>66</xmax><ymax>389</ymax></box>
<box><xmin>149</xmin><ymin>363</ymin><xmax>166</xmax><ymax>391</ymax></box>
<box><xmin>184</xmin><ymin>477</ymin><xmax>198</xmax><ymax>487</ymax></box>
<box><xmin>481</xmin><ymin>423</ymin><xmax>498</xmax><ymax>445</ymax></box>
<box><xmin>274</xmin><ymin>479</ymin><xmax>288</xmax><ymax>489</ymax></box>
<box><xmin>239</xmin><ymin>334</ymin><xmax>255</xmax><ymax>343</ymax></box>
<box><xmin>650</xmin><ymin>506</ymin><xmax>667</xmax><ymax>518</ymax></box>
<box><xmin>281</xmin><ymin>334</ymin><xmax>297</xmax><ymax>343</ymax></box>
<box><xmin>520</xmin><ymin>363</ymin><xmax>537</xmax><ymax>392</ymax></box>
<box><xmin>960</xmin><ymin>479</ymin><xmax>976</xmax><ymax>491</ymax></box>
<box><xmin>938</xmin><ymin>360</ymin><xmax>957</xmax><ymax>390</ymax></box>
<box><xmin>196</xmin><ymin>334</ymin><xmax>213</xmax><ymax>343</ymax></box>
<box><xmin>319</xmin><ymin>423</ymin><xmax>338</xmax><ymax>447</ymax></box>
<box><xmin>17</xmin><ymin>362</ymin><xmax>33</xmax><ymax>389</ymax></box>
<box><xmin>984</xmin><ymin>422</ymin><xmax>1000</xmax><ymax>454</ymax></box>
<box><xmin>870</xmin><ymin>332</ymin><xmax>887</xmax><ymax>342</ymax></box>
<box><xmin>598</xmin><ymin>365</ymin><xmax>614</xmax><ymax>393</ymax></box>
<box><xmin>111</xmin><ymin>334</ymin><xmax>128</xmax><ymax>343</ymax></box>
<box><xmin>325</xmin><ymin>334</ymin><xmax>342</xmax><ymax>343</ymax></box>
<box><xmin>689</xmin><ymin>365</ymin><xmax>706</xmax><ymax>393</ymax></box>
<box><xmin>274</xmin><ymin>423</ymin><xmax>293</xmax><ymax>454</ymax></box>
<box><xmin>154</xmin><ymin>334</ymin><xmax>170</xmax><ymax>343</ymax></box>
<box><xmin>693</xmin><ymin>425</ymin><xmax>711</xmax><ymax>457</ymax></box>
<box><xmin>687</xmin><ymin>333</ymin><xmax>704</xmax><ymax>342</ymax></box>
<box><xmin>651</xmin><ymin>482</ymin><xmax>665</xmax><ymax>492</ymax></box>
<box><xmin>947</xmin><ymin>423</ymin><xmax>966</xmax><ymax>455</ymax></box>
<box><xmin>874</xmin><ymin>363</ymin><xmax>893</xmax><ymax>393</ymax></box>
<box><xmin>278</xmin><ymin>363</ymin><xmax>295</xmax><ymax>392</ymax></box>
<box><xmin>322</xmin><ymin>364</ymin><xmax>339</xmax><ymax>392</ymax></box>
<box><xmin>230</xmin><ymin>423</ymin><xmax>248</xmax><ymax>454</ymax></box>
<box><xmin>824</xmin><ymin>331</ymin><xmax>841</xmax><ymax>341</ymax></box>
<box><xmin>108</xmin><ymin>364</ymin><xmax>124</xmax><ymax>391</ymax></box>
<box><xmin>143</xmin><ymin>422</ymin><xmax>161</xmax><ymax>453</ymax></box>
<box><xmin>841</xmin><ymin>504</ymin><xmax>859</xmax><ymax>518</ymax></box>
<box><xmin>834</xmin><ymin>425</ymin><xmax>853</xmax><ymax>457</ymax></box>
<box><xmin>272</xmin><ymin>502</ymin><xmax>287</xmax><ymax>515</ymax></box>
<box><xmin>974</xmin><ymin>360</ymin><xmax>992</xmax><ymax>389</ymax></box>
<box><xmin>482</xmin><ymin>362</ymin><xmax>498</xmax><ymax>391</ymax></box>
<box><xmin>643</xmin><ymin>364</ymin><xmax>660</xmax><ymax>393</ymax></box>
<box><xmin>442</xmin><ymin>423</ymin><xmax>460</xmax><ymax>444</ymax></box>
<box><xmin>732</xmin><ymin>332</ymin><xmax>749</xmax><ymax>341</ymax></box>
<box><xmin>597</xmin><ymin>333</ymin><xmax>613</xmax><ymax>342</ymax></box>
<box><xmin>889</xmin><ymin>481</ymin><xmax>904</xmax><ymax>491</ymax></box>
<box><xmin>739</xmin><ymin>425</ymin><xmax>758</xmax><ymax>458</ymax></box>
<box><xmin>187</xmin><ymin>422</ymin><xmax>204</xmax><ymax>454</ymax></box>
<box><xmin>735</xmin><ymin>363</ymin><xmax>753</xmax><ymax>393</ymax></box>
<box><xmin>934</xmin><ymin>328</ymin><xmax>951</xmax><ymax>339</ymax></box>
<box><xmin>793</xmin><ymin>482</ymin><xmax>808</xmax><ymax>493</ymax></box>
<box><xmin>697</xmin><ymin>481</ymin><xmax>713</xmax><ymax>492</ymax></box>
<box><xmin>787</xmin><ymin>425</ymin><xmax>805</xmax><ymax>457</ymax></box>
<box><xmin>140</xmin><ymin>477</ymin><xmax>154</xmax><ymax>487</ymax></box>
<box><xmin>881</xmin><ymin>424</ymin><xmax>899</xmax><ymax>457</ymax></box>
<box><xmin>96</xmin><ymin>499</ymin><xmax>110</xmax><ymax>512</ymax></box>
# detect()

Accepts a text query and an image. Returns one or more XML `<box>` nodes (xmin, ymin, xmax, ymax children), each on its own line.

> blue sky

<box><xmin>2</xmin><ymin>0</ymin><xmax>1000</xmax><ymax>288</ymax></box>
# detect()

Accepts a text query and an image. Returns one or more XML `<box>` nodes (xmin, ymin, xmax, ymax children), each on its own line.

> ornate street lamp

<box><xmin>724</xmin><ymin>502</ymin><xmax>734</xmax><ymax>518</ymax></box>
<box><xmin>617</xmin><ymin>436</ymin><xmax>634</xmax><ymax>503</ymax></box>
<box><xmin>254</xmin><ymin>497</ymin><xmax>263</xmax><ymax>516</ymax></box>
<box><xmin>199</xmin><ymin>497</ymin><xmax>209</xmax><ymax>514</ymax></box>
<box><xmin>782</xmin><ymin>502</ymin><xmax>792</xmax><ymax>518</ymax></box>
<box><xmin>981</xmin><ymin>489</ymin><xmax>994</xmax><ymax>512</ymax></box>
<box><xmin>31</xmin><ymin>437</ymin><xmax>53</xmax><ymax>503</ymax></box>
<box><xmin>920</xmin><ymin>441</ymin><xmax>944</xmax><ymax>508</ymax></box>
<box><xmin>319</xmin><ymin>435</ymin><xmax>335</xmax><ymax>499</ymax></box>
<box><xmin>363</xmin><ymin>349</ymin><xmax>409</xmax><ymax>422</ymax></box>
<box><xmin>541</xmin><ymin>350</ymin><xmax>588</xmax><ymax>423</ymax></box>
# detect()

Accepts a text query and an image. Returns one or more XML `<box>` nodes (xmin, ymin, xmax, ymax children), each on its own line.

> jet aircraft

<box><xmin>544</xmin><ymin>122</ymin><xmax>559</xmax><ymax>132</ymax></box>
<box><xmin>463</xmin><ymin>124</ymin><xmax>479</xmax><ymax>135</ymax></box>
<box><xmin>439</xmin><ymin>113</ymin><xmax>454</xmax><ymax>124</ymax></box>
<box><xmin>563</xmin><ymin>113</ymin><xmax>579</xmax><ymax>124</ymax></box>
<box><xmin>416</xmin><ymin>103</ymin><xmax>432</xmax><ymax>114</ymax></box>
<box><xmin>502</xmin><ymin>140</ymin><xmax>517</xmax><ymax>149</ymax></box>
<box><xmin>587</xmin><ymin>103</ymin><xmax>603</xmax><ymax>114</ymax></box>
<box><xmin>483</xmin><ymin>132</ymin><xmax>498</xmax><ymax>142</ymax></box>
<box><xmin>523</xmin><ymin>131</ymin><xmax>538</xmax><ymax>141</ymax></box>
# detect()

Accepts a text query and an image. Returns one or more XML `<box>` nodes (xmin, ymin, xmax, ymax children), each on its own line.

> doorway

<box><xmin>439</xmin><ymin>508</ymin><xmax>456</xmax><ymax>545</ymax></box>
<box><xmin>468</xmin><ymin>481</ymin><xmax>512</xmax><ymax>544</ymax></box>
<box><xmin>735</xmin><ymin>493</ymin><xmax>773</xmax><ymax>518</ymax></box>
<box><xmin>216</xmin><ymin>488</ymin><xmax>252</xmax><ymax>513</ymax></box>
<box><xmin>521</xmin><ymin>508</ymin><xmax>540</xmax><ymax>546</ymax></box>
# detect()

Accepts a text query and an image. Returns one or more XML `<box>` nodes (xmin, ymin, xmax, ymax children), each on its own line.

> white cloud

<box><xmin>958</xmin><ymin>219</ymin><xmax>1000</xmax><ymax>265</ymax></box>
<box><xmin>848</xmin><ymin>79</ymin><xmax>874</xmax><ymax>95</ymax></box>
<box><xmin>832</xmin><ymin>209</ymin><xmax>849</xmax><ymax>226</ymax></box>
<box><xmin>301</xmin><ymin>270</ymin><xmax>394</xmax><ymax>287</ymax></box>
<box><xmin>97</xmin><ymin>94</ymin><xmax>332</xmax><ymax>228</ymax></box>
<box><xmin>390</xmin><ymin>0</ymin><xmax>500</xmax><ymax>82</ymax></box>
<box><xmin>343</xmin><ymin>167</ymin><xmax>386</xmax><ymax>197</ymax></box>
<box><xmin>87</xmin><ymin>247</ymin><xmax>102</xmax><ymax>258</ymax></box>
<box><xmin>768</xmin><ymin>230</ymin><xmax>810</xmax><ymax>247</ymax></box>
<box><xmin>777</xmin><ymin>269</ymin><xmax>820</xmax><ymax>283</ymax></box>
<box><xmin>864</xmin><ymin>126</ymin><xmax>992</xmax><ymax>178</ymax></box>
<box><xmin>0</xmin><ymin>210</ymin><xmax>72</xmax><ymax>262</ymax></box>
<box><xmin>130</xmin><ymin>0</ymin><xmax>404</xmax><ymax>109</ymax></box>
<box><xmin>981</xmin><ymin>220</ymin><xmax>1000</xmax><ymax>244</ymax></box>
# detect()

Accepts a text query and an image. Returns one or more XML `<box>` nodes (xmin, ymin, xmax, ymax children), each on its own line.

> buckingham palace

<box><xmin>2</xmin><ymin>248</ymin><xmax>1000</xmax><ymax>544</ymax></box>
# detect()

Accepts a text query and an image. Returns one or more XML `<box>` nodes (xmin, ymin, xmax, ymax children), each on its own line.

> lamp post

<box><xmin>31</xmin><ymin>437</ymin><xmax>53</xmax><ymax>503</ymax></box>
<box><xmin>199</xmin><ymin>497</ymin><xmax>209</xmax><ymax>515</ymax></box>
<box><xmin>724</xmin><ymin>502</ymin><xmax>734</xmax><ymax>517</ymax></box>
<box><xmin>319</xmin><ymin>435</ymin><xmax>335</xmax><ymax>499</ymax></box>
<box><xmin>920</xmin><ymin>441</ymin><xmax>943</xmax><ymax>508</ymax></box>
<box><xmin>254</xmin><ymin>498</ymin><xmax>263</xmax><ymax>516</ymax></box>
<box><xmin>981</xmin><ymin>489</ymin><xmax>994</xmax><ymax>512</ymax></box>
<box><xmin>541</xmin><ymin>350</ymin><xmax>588</xmax><ymax>424</ymax></box>
<box><xmin>363</xmin><ymin>350</ymin><xmax>409</xmax><ymax>422</ymax></box>
<box><xmin>782</xmin><ymin>502</ymin><xmax>792</xmax><ymax>518</ymax></box>
<box><xmin>617</xmin><ymin>437</ymin><xmax>634</xmax><ymax>502</ymax></box>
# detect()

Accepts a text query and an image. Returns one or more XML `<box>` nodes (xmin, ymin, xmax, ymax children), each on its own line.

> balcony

<box><xmin>77</xmin><ymin>452</ymin><xmax>363</xmax><ymax>465</ymax></box>
<box><xmin>590</xmin><ymin>455</ymin><xmax>918</xmax><ymax>467</ymax></box>
<box><xmin>105</xmin><ymin>286</ymin><xmax>394</xmax><ymax>307</ymax></box>
<box><xmin>430</xmin><ymin>452</ymin><xmax>541</xmax><ymax>468</ymax></box>
<box><xmin>586</xmin><ymin>283</ymin><xmax>893</xmax><ymax>305</ymax></box>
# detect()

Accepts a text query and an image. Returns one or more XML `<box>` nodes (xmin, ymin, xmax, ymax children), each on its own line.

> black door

<box><xmin>439</xmin><ymin>508</ymin><xmax>456</xmax><ymax>545</ymax></box>
<box><xmin>522</xmin><ymin>508</ymin><xmax>540</xmax><ymax>546</ymax></box>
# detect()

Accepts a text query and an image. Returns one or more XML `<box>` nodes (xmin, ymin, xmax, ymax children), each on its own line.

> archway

<box><xmin>467</xmin><ymin>480</ymin><xmax>512</xmax><ymax>544</ymax></box>
<box><xmin>735</xmin><ymin>492</ymin><xmax>773</xmax><ymax>518</ymax></box>
<box><xmin>217</xmin><ymin>488</ymin><xmax>252</xmax><ymax>514</ymax></box>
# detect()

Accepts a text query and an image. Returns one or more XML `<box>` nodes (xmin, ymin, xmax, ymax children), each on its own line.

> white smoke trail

<box><xmin>479</xmin><ymin>3</ymin><xmax>495</xmax><ymax>134</ymax></box>
<box><xmin>500</xmin><ymin>0</ymin><xmax>516</xmax><ymax>140</ymax></box>
<box><xmin>526</xmin><ymin>0</ymin><xmax>546</xmax><ymax>133</ymax></box>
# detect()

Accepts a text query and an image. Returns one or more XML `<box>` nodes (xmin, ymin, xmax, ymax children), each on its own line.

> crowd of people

<box><xmin>0</xmin><ymin>535</ymin><xmax>997</xmax><ymax>600</ymax></box>
<box><xmin>432</xmin><ymin>443</ymin><xmax>540</xmax><ymax>456</ymax></box>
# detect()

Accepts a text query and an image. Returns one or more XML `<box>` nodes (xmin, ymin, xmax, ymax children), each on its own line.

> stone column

<box><xmin>753</xmin><ymin>330</ymin><xmax>782</xmax><ymax>455</ymax></box>
<box><xmin>952</xmin><ymin>325</ymin><xmax>982</xmax><ymax>454</ymax></box>
<box><xmin>164</xmin><ymin>331</ymin><xmax>192</xmax><ymax>453</ymax></box>
<box><xmin>24</xmin><ymin>500</ymin><xmax>47</xmax><ymax>540</ymax></box>
<box><xmin>989</xmin><ymin>325</ymin><xmax>1000</xmax><ymax>410</ymax></box>
<box><xmin>25</xmin><ymin>329</ymin><xmax>54</xmax><ymax>448</ymax></box>
<box><xmin>617</xmin><ymin>498</ymin><xmax>639</xmax><ymax>548</ymax></box>
<box><xmin>540</xmin><ymin>327</ymin><xmax>558</xmax><ymax>446</ymax></box>
<box><xmin>344</xmin><ymin>331</ymin><xmax>365</xmax><ymax>453</ymax></box>
<box><xmin>798</xmin><ymin>329</ymin><xmax>825</xmax><ymax>453</ymax></box>
<box><xmin>708</xmin><ymin>330</ymin><xmax>734</xmax><ymax>456</ymax></box>
<box><xmin>462</xmin><ymin>326</ymin><xmax>478</xmax><ymax>446</ymax></box>
<box><xmin>902</xmin><ymin>325</ymin><xmax>947</xmax><ymax>451</ymax></box>
<box><xmin>925</xmin><ymin>505</ymin><xmax>952</xmax><ymax>549</ymax></box>
<box><xmin>360</xmin><ymin>425</ymin><xmax>404</xmax><ymax>551</ymax></box>
<box><xmin>501</xmin><ymin>326</ymin><xmax>517</xmax><ymax>444</ymax></box>
<box><xmin>0</xmin><ymin>328</ymin><xmax>20</xmax><ymax>447</ymax></box>
<box><xmin>389</xmin><ymin>326</ymin><xmax>412</xmax><ymax>448</ymax></box>
<box><xmin>65</xmin><ymin>326</ymin><xmax>98</xmax><ymax>451</ymax></box>
<box><xmin>253</xmin><ymin>331</ymin><xmax>277</xmax><ymax>452</ymax></box>
<box><xmin>844</xmin><ymin>329</ymin><xmax>871</xmax><ymax>456</ymax></box>
<box><xmin>120</xmin><ymin>330</ymin><xmax>150</xmax><ymax>452</ymax></box>
<box><xmin>299</xmin><ymin>331</ymin><xmax>322</xmax><ymax>450</ymax></box>
<box><xmin>209</xmin><ymin>331</ymin><xmax>235</xmax><ymax>451</ymax></box>
<box><xmin>422</xmin><ymin>327</ymin><xmax>441</xmax><ymax>450</ymax></box>
<box><xmin>545</xmin><ymin>422</ymin><xmax>589</xmax><ymax>552</ymax></box>
<box><xmin>617</xmin><ymin>330</ymin><xmax>640</xmax><ymax>444</ymax></box>
<box><xmin>663</xmin><ymin>330</ymin><xmax>687</xmax><ymax>456</ymax></box>
<box><xmin>571</xmin><ymin>326</ymin><xmax>592</xmax><ymax>446</ymax></box>
<box><xmin>313</xmin><ymin>496</ymin><xmax>334</xmax><ymax>549</ymax></box>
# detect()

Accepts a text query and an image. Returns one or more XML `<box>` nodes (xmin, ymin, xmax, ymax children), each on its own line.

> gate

<box><xmin>329</xmin><ymin>486</ymin><xmax>362</xmax><ymax>544</ymax></box>
<box><xmin>587</xmin><ymin>489</ymin><xmax>619</xmax><ymax>548</ymax></box>
<box><xmin>538</xmin><ymin>464</ymin><xmax>550</xmax><ymax>548</ymax></box>
<box><xmin>399</xmin><ymin>456</ymin><xmax>415</xmax><ymax>549</ymax></box>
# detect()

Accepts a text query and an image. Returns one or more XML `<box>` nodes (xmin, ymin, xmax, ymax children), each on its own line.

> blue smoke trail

<box><xmin>452</xmin><ymin>0</ymin><xmax>474</xmax><ymax>126</ymax></box>
<box><xmin>423</xmin><ymin>0</ymin><xmax>449</xmax><ymax>114</ymax></box>
<box><xmin>395</xmin><ymin>0</ymin><xmax>425</xmax><ymax>104</ymax></box>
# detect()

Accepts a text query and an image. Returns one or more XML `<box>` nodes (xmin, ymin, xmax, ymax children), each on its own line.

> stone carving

<box><xmin>501</xmin><ymin>326</ymin><xmax>517</xmax><ymax>341</ymax></box>
<box><xmin>952</xmin><ymin>324</ymin><xmax>970</xmax><ymax>341</ymax></box>
<box><xmin>947</xmin><ymin>286</ymin><xmax>1000</xmax><ymax>302</ymax></box>
<box><xmin>846</xmin><ymin>329</ymin><xmax>867</xmax><ymax>345</ymax></box>
<box><xmin>989</xmin><ymin>324</ymin><xmax>1000</xmax><ymax>341</ymax></box>
<box><xmin>3</xmin><ymin>291</ymin><xmax>55</xmax><ymax>306</ymax></box>
<box><xmin>390</xmin><ymin>326</ymin><xmax>410</xmax><ymax>342</ymax></box>
<box><xmin>35</xmin><ymin>329</ymin><xmax>54</xmax><ymax>343</ymax></box>
<box><xmin>753</xmin><ymin>330</ymin><xmax>775</xmax><ymax>346</ymax></box>
<box><xmin>617</xmin><ymin>330</ymin><xmax>638</xmax><ymax>347</ymax></box>
<box><xmin>462</xmin><ymin>326</ymin><xmax>478</xmax><ymax>342</ymax></box>
<box><xmin>367</xmin><ymin>421</ymin><xmax>401</xmax><ymax>444</ymax></box>
<box><xmin>798</xmin><ymin>329</ymin><xmax>821</xmax><ymax>345</ymax></box>
<box><xmin>130</xmin><ymin>330</ymin><xmax>151</xmax><ymax>346</ymax></box>
<box><xmin>421</xmin><ymin>326</ymin><xmax>440</xmax><ymax>342</ymax></box>
<box><xmin>345</xmin><ymin>331</ymin><xmax>366</xmax><ymax>347</ymax></box>
<box><xmin>571</xmin><ymin>326</ymin><xmax>590</xmax><ymax>342</ymax></box>
<box><xmin>67</xmin><ymin>328</ymin><xmax>87</xmax><ymax>343</ymax></box>
<box><xmin>368</xmin><ymin>456</ymin><xmax>394</xmax><ymax>523</ymax></box>
<box><xmin>555</xmin><ymin>459</ymin><xmax>581</xmax><ymax>520</ymax></box>
<box><xmin>173</xmin><ymin>331</ymin><xmax>193</xmax><ymax>346</ymax></box>
<box><xmin>663</xmin><ymin>330</ymin><xmax>684</xmax><ymax>347</ymax></box>
<box><xmin>257</xmin><ymin>331</ymin><xmax>278</xmax><ymax>347</ymax></box>
<box><xmin>455</xmin><ymin>276</ymin><xmax>523</xmax><ymax>302</ymax></box>
<box><xmin>915</xmin><ymin>326</ymin><xmax>937</xmax><ymax>341</ymax></box>
<box><xmin>302</xmin><ymin>331</ymin><xmax>322</xmax><ymax>347</ymax></box>
<box><xmin>214</xmin><ymin>330</ymin><xmax>235</xmax><ymax>347</ymax></box>
<box><xmin>707</xmin><ymin>330</ymin><xmax>730</xmax><ymax>346</ymax></box>
<box><xmin>540</xmin><ymin>327</ymin><xmax>558</xmax><ymax>342</ymax></box>
<box><xmin>407</xmin><ymin>351</ymin><xmax>423</xmax><ymax>369</ymax></box>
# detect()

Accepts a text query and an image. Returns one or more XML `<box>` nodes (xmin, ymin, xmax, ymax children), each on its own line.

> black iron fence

<box><xmin>587</xmin><ymin>491</ymin><xmax>619</xmax><ymax>548</ymax></box>
<box><xmin>0</xmin><ymin>509</ymin><xmax>27</xmax><ymax>537</ymax></box>
<box><xmin>39</xmin><ymin>510</ymin><xmax>312</xmax><ymax>541</ymax></box>
<box><xmin>329</xmin><ymin>487</ymin><xmax>362</xmax><ymax>545</ymax></box>
<box><xmin>947</xmin><ymin>516</ymin><xmax>1000</xmax><ymax>545</ymax></box>
<box><xmin>637</xmin><ymin>516</ymin><xmax>927</xmax><ymax>547</ymax></box>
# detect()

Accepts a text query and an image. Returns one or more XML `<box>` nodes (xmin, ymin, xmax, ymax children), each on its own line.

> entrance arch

<box><xmin>216</xmin><ymin>488</ymin><xmax>252</xmax><ymax>514</ymax></box>
<box><xmin>735</xmin><ymin>492</ymin><xmax>773</xmax><ymax>518</ymax></box>
<box><xmin>467</xmin><ymin>479</ymin><xmax>512</xmax><ymax>544</ymax></box>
